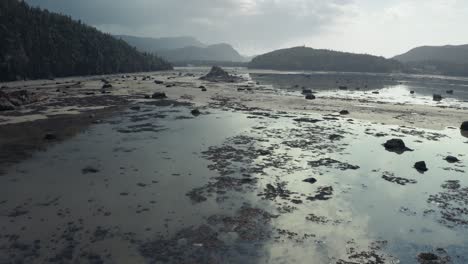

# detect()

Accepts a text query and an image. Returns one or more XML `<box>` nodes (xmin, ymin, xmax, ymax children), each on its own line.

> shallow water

<box><xmin>1</xmin><ymin>102</ymin><xmax>467</xmax><ymax>263</ymax></box>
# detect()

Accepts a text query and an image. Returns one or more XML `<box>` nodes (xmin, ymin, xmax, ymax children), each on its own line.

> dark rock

<box><xmin>414</xmin><ymin>161</ymin><xmax>428</xmax><ymax>172</ymax></box>
<box><xmin>446</xmin><ymin>90</ymin><xmax>454</xmax><ymax>94</ymax></box>
<box><xmin>82</xmin><ymin>166</ymin><xmax>99</xmax><ymax>174</ymax></box>
<box><xmin>444</xmin><ymin>156</ymin><xmax>460</xmax><ymax>163</ymax></box>
<box><xmin>130</xmin><ymin>106</ymin><xmax>141</xmax><ymax>111</ymax></box>
<box><xmin>305</xmin><ymin>94</ymin><xmax>316</xmax><ymax>100</ymax></box>
<box><xmin>461</xmin><ymin>121</ymin><xmax>468</xmax><ymax>131</ymax></box>
<box><xmin>372</xmin><ymin>91</ymin><xmax>380</xmax><ymax>94</ymax></box>
<box><xmin>191</xmin><ymin>109</ymin><xmax>201</xmax><ymax>116</ymax></box>
<box><xmin>0</xmin><ymin>96</ymin><xmax>15</xmax><ymax>111</ymax></box>
<box><xmin>410</xmin><ymin>91</ymin><xmax>415</xmax><ymax>94</ymax></box>
<box><xmin>199</xmin><ymin>86</ymin><xmax>206</xmax><ymax>89</ymax></box>
<box><xmin>338</xmin><ymin>86</ymin><xmax>348</xmax><ymax>90</ymax></box>
<box><xmin>339</xmin><ymin>110</ymin><xmax>349</xmax><ymax>115</ymax></box>
<box><xmin>383</xmin><ymin>138</ymin><xmax>412</xmax><ymax>154</ymax></box>
<box><xmin>0</xmin><ymin>90</ymin><xmax>41</xmax><ymax>111</ymax></box>
<box><xmin>144</xmin><ymin>95</ymin><xmax>151</xmax><ymax>99</ymax></box>
<box><xmin>201</xmin><ymin>88</ymin><xmax>207</xmax><ymax>92</ymax></box>
<box><xmin>44</xmin><ymin>133</ymin><xmax>57</xmax><ymax>140</ymax></box>
<box><xmin>151</xmin><ymin>92</ymin><xmax>167</xmax><ymax>99</ymax></box>
<box><xmin>433</xmin><ymin>94</ymin><xmax>442</xmax><ymax>101</ymax></box>
<box><xmin>329</xmin><ymin>134</ymin><xmax>344</xmax><ymax>141</ymax></box>
<box><xmin>417</xmin><ymin>252</ymin><xmax>439</xmax><ymax>262</ymax></box>
<box><xmin>199</xmin><ymin>66</ymin><xmax>242</xmax><ymax>83</ymax></box>
<box><xmin>154</xmin><ymin>80</ymin><xmax>164</xmax><ymax>84</ymax></box>
<box><xmin>302</xmin><ymin>89</ymin><xmax>313</xmax><ymax>94</ymax></box>
<box><xmin>102</xmin><ymin>83</ymin><xmax>112</xmax><ymax>89</ymax></box>
<box><xmin>303</xmin><ymin>178</ymin><xmax>317</xmax><ymax>184</ymax></box>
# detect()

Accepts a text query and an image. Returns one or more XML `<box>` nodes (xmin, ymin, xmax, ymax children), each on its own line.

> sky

<box><xmin>24</xmin><ymin>0</ymin><xmax>468</xmax><ymax>58</ymax></box>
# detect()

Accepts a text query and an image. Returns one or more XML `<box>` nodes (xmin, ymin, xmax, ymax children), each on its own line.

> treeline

<box><xmin>248</xmin><ymin>46</ymin><xmax>404</xmax><ymax>73</ymax></box>
<box><xmin>0</xmin><ymin>0</ymin><xmax>172</xmax><ymax>82</ymax></box>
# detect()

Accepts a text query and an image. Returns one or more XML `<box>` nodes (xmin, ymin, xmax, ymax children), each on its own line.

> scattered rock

<box><xmin>151</xmin><ymin>92</ymin><xmax>167</xmax><ymax>99</ymax></box>
<box><xmin>305</xmin><ymin>94</ymin><xmax>316</xmax><ymax>100</ymax></box>
<box><xmin>414</xmin><ymin>161</ymin><xmax>428</xmax><ymax>172</ymax></box>
<box><xmin>417</xmin><ymin>252</ymin><xmax>439</xmax><ymax>263</ymax></box>
<box><xmin>433</xmin><ymin>94</ymin><xmax>442</xmax><ymax>101</ymax></box>
<box><xmin>199</xmin><ymin>66</ymin><xmax>242</xmax><ymax>83</ymax></box>
<box><xmin>444</xmin><ymin>156</ymin><xmax>459</xmax><ymax>163</ymax></box>
<box><xmin>383</xmin><ymin>138</ymin><xmax>412</xmax><ymax>154</ymax></box>
<box><xmin>339</xmin><ymin>110</ymin><xmax>349</xmax><ymax>115</ymax></box>
<box><xmin>0</xmin><ymin>90</ymin><xmax>41</xmax><ymax>111</ymax></box>
<box><xmin>303</xmin><ymin>178</ymin><xmax>317</xmax><ymax>184</ymax></box>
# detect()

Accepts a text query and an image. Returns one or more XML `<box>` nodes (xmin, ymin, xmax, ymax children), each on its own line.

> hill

<box><xmin>393</xmin><ymin>44</ymin><xmax>468</xmax><ymax>64</ymax></box>
<box><xmin>0</xmin><ymin>0</ymin><xmax>172</xmax><ymax>82</ymax></box>
<box><xmin>248</xmin><ymin>47</ymin><xmax>403</xmax><ymax>73</ymax></box>
<box><xmin>115</xmin><ymin>35</ymin><xmax>205</xmax><ymax>53</ymax></box>
<box><xmin>117</xmin><ymin>35</ymin><xmax>246</xmax><ymax>63</ymax></box>
<box><xmin>393</xmin><ymin>44</ymin><xmax>468</xmax><ymax>77</ymax></box>
<box><xmin>158</xmin><ymin>43</ymin><xmax>247</xmax><ymax>63</ymax></box>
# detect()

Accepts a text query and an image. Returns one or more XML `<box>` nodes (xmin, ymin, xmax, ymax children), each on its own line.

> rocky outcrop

<box><xmin>200</xmin><ymin>66</ymin><xmax>242</xmax><ymax>83</ymax></box>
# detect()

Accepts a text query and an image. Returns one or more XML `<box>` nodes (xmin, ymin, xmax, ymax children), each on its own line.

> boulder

<box><xmin>303</xmin><ymin>178</ymin><xmax>317</xmax><ymax>184</ymax></box>
<box><xmin>102</xmin><ymin>83</ymin><xmax>112</xmax><ymax>89</ymax></box>
<box><xmin>410</xmin><ymin>91</ymin><xmax>415</xmax><ymax>94</ymax></box>
<box><xmin>305</xmin><ymin>94</ymin><xmax>316</xmax><ymax>100</ymax></box>
<box><xmin>383</xmin><ymin>138</ymin><xmax>412</xmax><ymax>154</ymax></box>
<box><xmin>433</xmin><ymin>94</ymin><xmax>442</xmax><ymax>101</ymax></box>
<box><xmin>461</xmin><ymin>121</ymin><xmax>468</xmax><ymax>131</ymax></box>
<box><xmin>191</xmin><ymin>109</ymin><xmax>201</xmax><ymax>116</ymax></box>
<box><xmin>151</xmin><ymin>92</ymin><xmax>167</xmax><ymax>99</ymax></box>
<box><xmin>372</xmin><ymin>91</ymin><xmax>380</xmax><ymax>94</ymax></box>
<box><xmin>154</xmin><ymin>80</ymin><xmax>164</xmax><ymax>84</ymax></box>
<box><xmin>339</xmin><ymin>110</ymin><xmax>349</xmax><ymax>115</ymax></box>
<box><xmin>414</xmin><ymin>161</ymin><xmax>428</xmax><ymax>172</ymax></box>
<box><xmin>199</xmin><ymin>66</ymin><xmax>242</xmax><ymax>83</ymax></box>
<box><xmin>201</xmin><ymin>87</ymin><xmax>207</xmax><ymax>92</ymax></box>
<box><xmin>444</xmin><ymin>156</ymin><xmax>459</xmax><ymax>163</ymax></box>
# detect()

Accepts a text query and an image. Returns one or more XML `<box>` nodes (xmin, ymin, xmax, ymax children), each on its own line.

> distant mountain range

<box><xmin>248</xmin><ymin>46</ymin><xmax>403</xmax><ymax>73</ymax></box>
<box><xmin>116</xmin><ymin>35</ymin><xmax>247</xmax><ymax>63</ymax></box>
<box><xmin>393</xmin><ymin>44</ymin><xmax>468</xmax><ymax>76</ymax></box>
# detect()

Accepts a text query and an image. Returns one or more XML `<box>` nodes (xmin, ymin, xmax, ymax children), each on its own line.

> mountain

<box><xmin>248</xmin><ymin>46</ymin><xmax>403</xmax><ymax>73</ymax></box>
<box><xmin>0</xmin><ymin>0</ymin><xmax>172</xmax><ymax>82</ymax></box>
<box><xmin>115</xmin><ymin>35</ymin><xmax>205</xmax><ymax>53</ymax></box>
<box><xmin>393</xmin><ymin>44</ymin><xmax>468</xmax><ymax>64</ymax></box>
<box><xmin>158</xmin><ymin>43</ymin><xmax>247</xmax><ymax>63</ymax></box>
<box><xmin>117</xmin><ymin>35</ymin><xmax>247</xmax><ymax>63</ymax></box>
<box><xmin>393</xmin><ymin>45</ymin><xmax>468</xmax><ymax>77</ymax></box>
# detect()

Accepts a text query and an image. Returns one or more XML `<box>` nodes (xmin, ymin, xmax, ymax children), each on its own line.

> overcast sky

<box><xmin>25</xmin><ymin>0</ymin><xmax>468</xmax><ymax>57</ymax></box>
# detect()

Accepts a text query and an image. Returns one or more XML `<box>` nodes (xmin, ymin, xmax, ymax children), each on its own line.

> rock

<box><xmin>417</xmin><ymin>252</ymin><xmax>439</xmax><ymax>262</ymax></box>
<box><xmin>130</xmin><ymin>106</ymin><xmax>141</xmax><ymax>111</ymax></box>
<box><xmin>44</xmin><ymin>133</ymin><xmax>57</xmax><ymax>140</ymax></box>
<box><xmin>433</xmin><ymin>94</ymin><xmax>442</xmax><ymax>101</ymax></box>
<box><xmin>199</xmin><ymin>66</ymin><xmax>242</xmax><ymax>83</ymax></box>
<box><xmin>414</xmin><ymin>161</ymin><xmax>428</xmax><ymax>172</ymax></box>
<box><xmin>154</xmin><ymin>80</ymin><xmax>164</xmax><ymax>84</ymax></box>
<box><xmin>303</xmin><ymin>178</ymin><xmax>317</xmax><ymax>184</ymax></box>
<box><xmin>329</xmin><ymin>134</ymin><xmax>344</xmax><ymax>141</ymax></box>
<box><xmin>201</xmin><ymin>88</ymin><xmax>207</xmax><ymax>92</ymax></box>
<box><xmin>383</xmin><ymin>138</ymin><xmax>412</xmax><ymax>153</ymax></box>
<box><xmin>338</xmin><ymin>86</ymin><xmax>348</xmax><ymax>90</ymax></box>
<box><xmin>446</xmin><ymin>90</ymin><xmax>454</xmax><ymax>94</ymax></box>
<box><xmin>102</xmin><ymin>83</ymin><xmax>112</xmax><ymax>89</ymax></box>
<box><xmin>445</xmin><ymin>156</ymin><xmax>460</xmax><ymax>163</ymax></box>
<box><xmin>372</xmin><ymin>91</ymin><xmax>380</xmax><ymax>94</ymax></box>
<box><xmin>199</xmin><ymin>86</ymin><xmax>206</xmax><ymax>89</ymax></box>
<box><xmin>302</xmin><ymin>89</ymin><xmax>313</xmax><ymax>94</ymax></box>
<box><xmin>339</xmin><ymin>110</ymin><xmax>349</xmax><ymax>115</ymax></box>
<box><xmin>410</xmin><ymin>91</ymin><xmax>415</xmax><ymax>94</ymax></box>
<box><xmin>191</xmin><ymin>109</ymin><xmax>201</xmax><ymax>116</ymax></box>
<box><xmin>151</xmin><ymin>92</ymin><xmax>167</xmax><ymax>99</ymax></box>
<box><xmin>461</xmin><ymin>121</ymin><xmax>468</xmax><ymax>131</ymax></box>
<box><xmin>144</xmin><ymin>95</ymin><xmax>151</xmax><ymax>99</ymax></box>
<box><xmin>82</xmin><ymin>166</ymin><xmax>99</xmax><ymax>174</ymax></box>
<box><xmin>305</xmin><ymin>94</ymin><xmax>316</xmax><ymax>100</ymax></box>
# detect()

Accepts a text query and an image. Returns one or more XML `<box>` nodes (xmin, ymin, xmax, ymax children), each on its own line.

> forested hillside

<box><xmin>0</xmin><ymin>0</ymin><xmax>172</xmax><ymax>82</ymax></box>
<box><xmin>249</xmin><ymin>46</ymin><xmax>404</xmax><ymax>73</ymax></box>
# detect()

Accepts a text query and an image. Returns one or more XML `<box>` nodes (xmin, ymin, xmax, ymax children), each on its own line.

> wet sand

<box><xmin>0</xmin><ymin>68</ymin><xmax>467</xmax><ymax>263</ymax></box>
